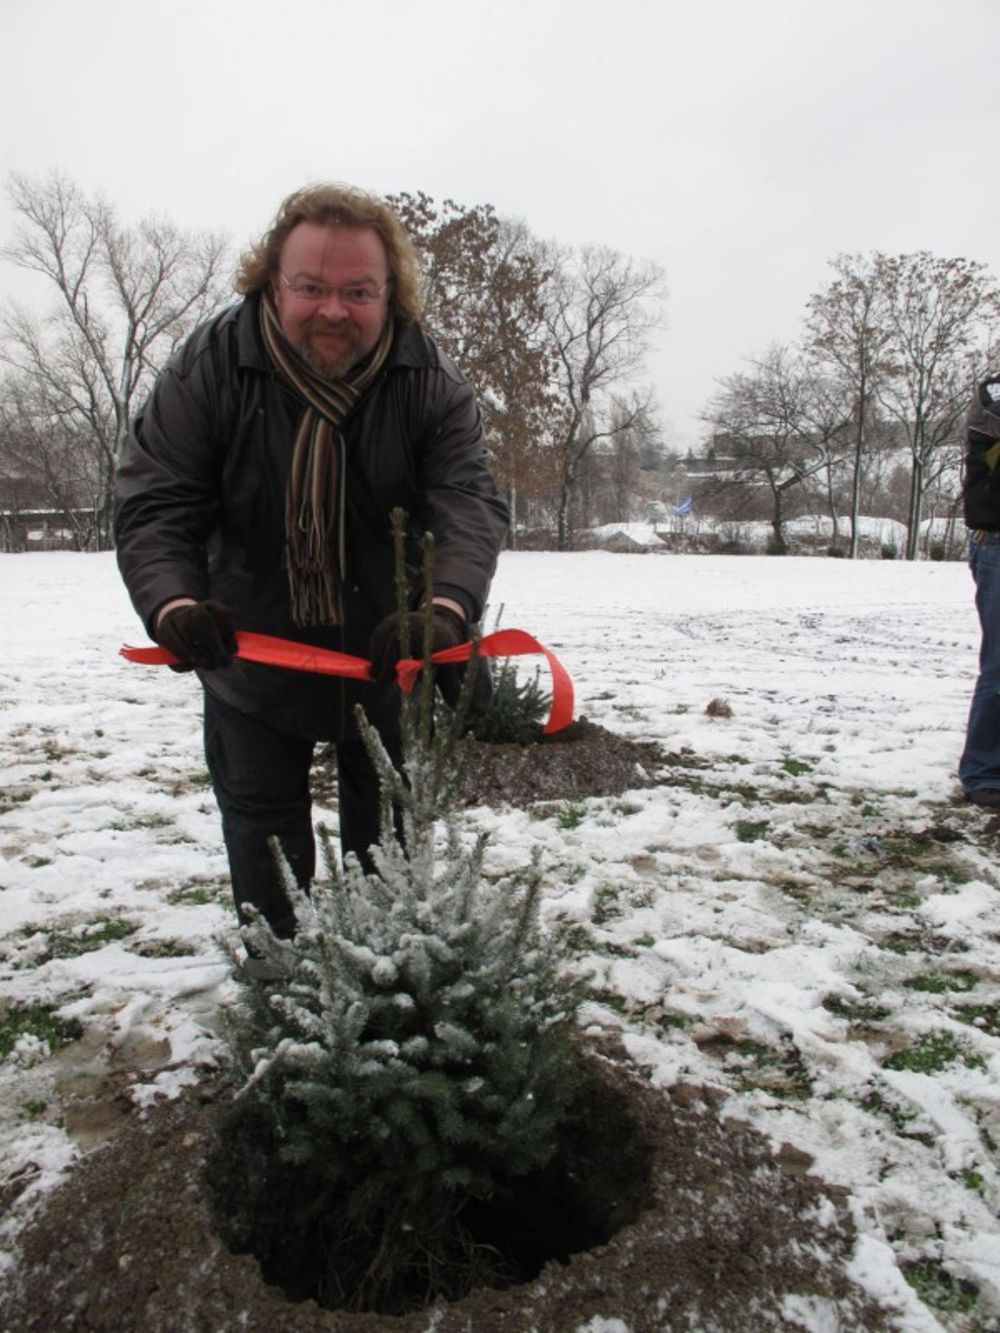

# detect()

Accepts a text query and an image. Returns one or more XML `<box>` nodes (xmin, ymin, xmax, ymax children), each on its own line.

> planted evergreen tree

<box><xmin>215</xmin><ymin>514</ymin><xmax>581</xmax><ymax>1314</ymax></box>
<box><xmin>439</xmin><ymin>604</ymin><xmax>551</xmax><ymax>745</ymax></box>
<box><xmin>466</xmin><ymin>656</ymin><xmax>549</xmax><ymax>743</ymax></box>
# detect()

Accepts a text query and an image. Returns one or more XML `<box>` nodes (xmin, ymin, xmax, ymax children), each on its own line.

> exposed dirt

<box><xmin>0</xmin><ymin>1043</ymin><xmax>886</xmax><ymax>1333</ymax></box>
<box><xmin>457</xmin><ymin>717</ymin><xmax>673</xmax><ymax>808</ymax></box>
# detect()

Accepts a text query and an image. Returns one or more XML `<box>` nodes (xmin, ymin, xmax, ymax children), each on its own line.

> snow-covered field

<box><xmin>1</xmin><ymin>550</ymin><xmax>998</xmax><ymax>1331</ymax></box>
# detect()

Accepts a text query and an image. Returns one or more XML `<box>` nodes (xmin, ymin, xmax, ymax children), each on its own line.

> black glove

<box><xmin>369</xmin><ymin>606</ymin><xmax>467</xmax><ymax>686</ymax></box>
<box><xmin>368</xmin><ymin>605</ymin><xmax>492</xmax><ymax>713</ymax></box>
<box><xmin>156</xmin><ymin>600</ymin><xmax>237</xmax><ymax>671</ymax></box>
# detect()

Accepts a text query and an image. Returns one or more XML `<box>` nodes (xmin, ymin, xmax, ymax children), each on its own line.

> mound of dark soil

<box><xmin>316</xmin><ymin>719</ymin><xmax>672</xmax><ymax>813</ymax></box>
<box><xmin>458</xmin><ymin>717</ymin><xmax>670</xmax><ymax>808</ymax></box>
<box><xmin>0</xmin><ymin>1044</ymin><xmax>886</xmax><ymax>1332</ymax></box>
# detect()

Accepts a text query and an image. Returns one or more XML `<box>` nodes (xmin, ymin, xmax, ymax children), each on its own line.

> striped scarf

<box><xmin>259</xmin><ymin>289</ymin><xmax>393</xmax><ymax>625</ymax></box>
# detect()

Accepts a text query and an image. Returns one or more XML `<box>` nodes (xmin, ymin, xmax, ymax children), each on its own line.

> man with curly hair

<box><xmin>115</xmin><ymin>184</ymin><xmax>509</xmax><ymax>968</ymax></box>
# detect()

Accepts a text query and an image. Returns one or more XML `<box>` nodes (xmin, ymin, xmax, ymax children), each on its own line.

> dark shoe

<box><xmin>965</xmin><ymin>788</ymin><xmax>1000</xmax><ymax>809</ymax></box>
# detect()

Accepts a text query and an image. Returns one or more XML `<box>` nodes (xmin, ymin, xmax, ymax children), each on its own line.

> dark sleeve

<box><xmin>415</xmin><ymin>376</ymin><xmax>510</xmax><ymax>623</ymax></box>
<box><xmin>114</xmin><ymin>347</ymin><xmax>225</xmax><ymax>637</ymax></box>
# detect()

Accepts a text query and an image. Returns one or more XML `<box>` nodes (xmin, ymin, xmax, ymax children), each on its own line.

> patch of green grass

<box><xmin>959</xmin><ymin>1169</ymin><xmax>985</xmax><ymax>1195</ymax></box>
<box><xmin>108</xmin><ymin>814</ymin><xmax>173</xmax><ymax>832</ymax></box>
<box><xmin>45</xmin><ymin>917</ymin><xmax>138</xmax><ymax>960</ymax></box>
<box><xmin>886</xmin><ymin>885</ymin><xmax>922</xmax><ymax>911</ymax></box>
<box><xmin>655</xmin><ymin>1012</ymin><xmax>691</xmax><ymax>1031</ymax></box>
<box><xmin>701</xmin><ymin>1035</ymin><xmax>812</xmax><ymax>1098</ymax></box>
<box><xmin>0</xmin><ymin>1005</ymin><xmax>82</xmax><ymax>1060</ymax></box>
<box><xmin>130</xmin><ymin>938</ymin><xmax>194</xmax><ymax>959</ymax></box>
<box><xmin>20</xmin><ymin>1100</ymin><xmax>48</xmax><ymax>1119</ymax></box>
<box><xmin>169</xmin><ymin>771</ymin><xmax>214</xmax><ymax>794</ymax></box>
<box><xmin>903</xmin><ymin>1260</ymin><xmax>979</xmax><ymax>1315</ymax></box>
<box><xmin>612</xmin><ymin>801</ymin><xmax>643</xmax><ymax>817</ymax></box>
<box><xmin>0</xmin><ymin>789</ymin><xmax>33</xmax><ymax>814</ymax></box>
<box><xmin>881</xmin><ymin>834</ymin><xmax>934</xmax><ymax>860</ymax></box>
<box><xmin>724</xmin><ymin>754</ymin><xmax>750</xmax><ymax>765</ymax></box>
<box><xmin>823</xmin><ymin>994</ymin><xmax>891</xmax><ymax>1023</ymax></box>
<box><xmin>781</xmin><ymin>756</ymin><xmax>813</xmax><ymax>777</ymax></box>
<box><xmin>903</xmin><ymin>970</ymin><xmax>978</xmax><ymax>994</ymax></box>
<box><xmin>883</xmin><ymin>1031</ymin><xmax>985</xmax><ymax>1074</ymax></box>
<box><xmin>952</xmin><ymin>1003</ymin><xmax>1000</xmax><ymax>1038</ymax></box>
<box><xmin>660</xmin><ymin>747</ymin><xmax>705</xmax><ymax>768</ymax></box>
<box><xmin>561</xmin><ymin>925</ymin><xmax>595</xmax><ymax>956</ymax></box>
<box><xmin>880</xmin><ymin>931</ymin><xmax>968</xmax><ymax>956</ymax></box>
<box><xmin>611</xmin><ymin>703</ymin><xmax>643</xmax><ymax>719</ymax></box>
<box><xmin>861</xmin><ymin>1089</ymin><xmax>924</xmax><ymax>1138</ymax></box>
<box><xmin>775</xmin><ymin>878</ymin><xmax>813</xmax><ymax>906</ymax></box>
<box><xmin>735</xmin><ymin>819</ymin><xmax>770</xmax><ymax>843</ymax></box>
<box><xmin>725</xmin><ymin>782</ymin><xmax>762</xmax><ymax>803</ymax></box>
<box><xmin>556</xmin><ymin>801</ymin><xmax>587</xmax><ymax>831</ymax></box>
<box><xmin>592</xmin><ymin>885</ymin><xmax>622</xmax><ymax>926</ymax></box>
<box><xmin>562</xmin><ymin>920</ymin><xmax>633</xmax><ymax>957</ymax></box>
<box><xmin>167</xmin><ymin>883</ymin><xmax>228</xmax><ymax>907</ymax></box>
<box><xmin>583</xmin><ymin>987</ymin><xmax>632</xmax><ymax>1017</ymax></box>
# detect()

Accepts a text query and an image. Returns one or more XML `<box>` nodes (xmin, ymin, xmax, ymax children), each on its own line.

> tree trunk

<box><xmin>905</xmin><ymin>457</ymin><xmax>924</xmax><ymax>561</ymax></box>
<box><xmin>556</xmin><ymin>473</ymin><xmax>574</xmax><ymax>551</ymax></box>
<box><xmin>771</xmin><ymin>485</ymin><xmax>786</xmax><ymax>551</ymax></box>
<box><xmin>507</xmin><ymin>483</ymin><xmax>518</xmax><ymax>551</ymax></box>
<box><xmin>848</xmin><ymin>383</ymin><xmax>866</xmax><ymax>560</ymax></box>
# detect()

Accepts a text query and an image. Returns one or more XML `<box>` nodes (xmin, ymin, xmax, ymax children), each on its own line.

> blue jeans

<box><xmin>959</xmin><ymin>531</ymin><xmax>1000</xmax><ymax>793</ymax></box>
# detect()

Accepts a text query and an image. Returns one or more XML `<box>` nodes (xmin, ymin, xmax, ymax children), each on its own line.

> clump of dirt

<box><xmin>457</xmin><ymin>716</ymin><xmax>670</xmax><ymax>808</ymax></box>
<box><xmin>0</xmin><ymin>1044</ymin><xmax>887</xmax><ymax>1332</ymax></box>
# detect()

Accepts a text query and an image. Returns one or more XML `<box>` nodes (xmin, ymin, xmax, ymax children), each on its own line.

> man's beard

<box><xmin>298</xmin><ymin>319</ymin><xmax>371</xmax><ymax>382</ymax></box>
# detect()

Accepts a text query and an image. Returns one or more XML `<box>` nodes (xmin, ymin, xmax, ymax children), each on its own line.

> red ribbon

<box><xmin>120</xmin><ymin>627</ymin><xmax>574</xmax><ymax>735</ymax></box>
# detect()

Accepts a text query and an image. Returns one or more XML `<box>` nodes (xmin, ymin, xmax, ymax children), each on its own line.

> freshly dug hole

<box><xmin>0</xmin><ymin>1044</ymin><xmax>889</xmax><ymax>1332</ymax></box>
<box><xmin>207</xmin><ymin>1050</ymin><xmax>656</xmax><ymax>1315</ymax></box>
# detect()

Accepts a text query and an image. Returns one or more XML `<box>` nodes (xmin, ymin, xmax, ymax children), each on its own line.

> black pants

<box><xmin>203</xmin><ymin>692</ymin><xmax>403</xmax><ymax>936</ymax></box>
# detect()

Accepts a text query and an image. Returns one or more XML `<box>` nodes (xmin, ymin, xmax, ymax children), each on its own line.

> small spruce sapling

<box><xmin>220</xmin><ymin>511</ymin><xmax>580</xmax><ymax>1314</ymax></box>
<box><xmin>439</xmin><ymin>604</ymin><xmax>551</xmax><ymax>744</ymax></box>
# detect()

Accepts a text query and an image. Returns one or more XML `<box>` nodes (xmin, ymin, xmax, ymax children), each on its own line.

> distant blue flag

<box><xmin>672</xmin><ymin>497</ymin><xmax>693</xmax><ymax>516</ymax></box>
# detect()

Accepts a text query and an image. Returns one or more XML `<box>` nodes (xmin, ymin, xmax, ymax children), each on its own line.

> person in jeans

<box><xmin>959</xmin><ymin>376</ymin><xmax>1000</xmax><ymax>808</ymax></box>
<box><xmin>114</xmin><ymin>184</ymin><xmax>509</xmax><ymax>973</ymax></box>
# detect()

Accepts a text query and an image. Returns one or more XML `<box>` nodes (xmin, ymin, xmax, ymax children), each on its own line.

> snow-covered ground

<box><xmin>1</xmin><ymin>550</ymin><xmax>997</xmax><ymax>1331</ymax></box>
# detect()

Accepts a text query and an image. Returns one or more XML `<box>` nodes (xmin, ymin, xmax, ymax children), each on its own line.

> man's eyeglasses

<box><xmin>277</xmin><ymin>271</ymin><xmax>389</xmax><ymax>306</ymax></box>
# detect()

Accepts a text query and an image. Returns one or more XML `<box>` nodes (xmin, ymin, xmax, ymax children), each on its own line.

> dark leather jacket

<box><xmin>114</xmin><ymin>295</ymin><xmax>509</xmax><ymax>740</ymax></box>
<box><xmin>964</xmin><ymin>377</ymin><xmax>1000</xmax><ymax>532</ymax></box>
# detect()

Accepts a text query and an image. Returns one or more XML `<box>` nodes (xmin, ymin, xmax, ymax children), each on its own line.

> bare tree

<box><xmin>541</xmin><ymin>245</ymin><xmax>665</xmax><ymax>549</ymax></box>
<box><xmin>701</xmin><ymin>345</ymin><xmax>851</xmax><ymax>550</ymax></box>
<box><xmin>1</xmin><ymin>171</ymin><xmax>231</xmax><ymax>548</ymax></box>
<box><xmin>0</xmin><ymin>375</ymin><xmax>98</xmax><ymax>548</ymax></box>
<box><xmin>804</xmin><ymin>253</ymin><xmax>896</xmax><ymax>557</ymax></box>
<box><xmin>871</xmin><ymin>252</ymin><xmax>999</xmax><ymax>559</ymax></box>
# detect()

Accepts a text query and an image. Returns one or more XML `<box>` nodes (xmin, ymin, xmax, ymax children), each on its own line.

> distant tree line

<box><xmin>698</xmin><ymin>252</ymin><xmax>1000</xmax><ymax>559</ymax></box>
<box><xmin>0</xmin><ymin>174</ymin><xmax>666</xmax><ymax>552</ymax></box>
<box><xmin>7</xmin><ymin>174</ymin><xmax>992</xmax><ymax>561</ymax></box>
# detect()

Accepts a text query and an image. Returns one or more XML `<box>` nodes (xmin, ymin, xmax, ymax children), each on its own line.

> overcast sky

<box><xmin>3</xmin><ymin>0</ymin><xmax>998</xmax><ymax>453</ymax></box>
